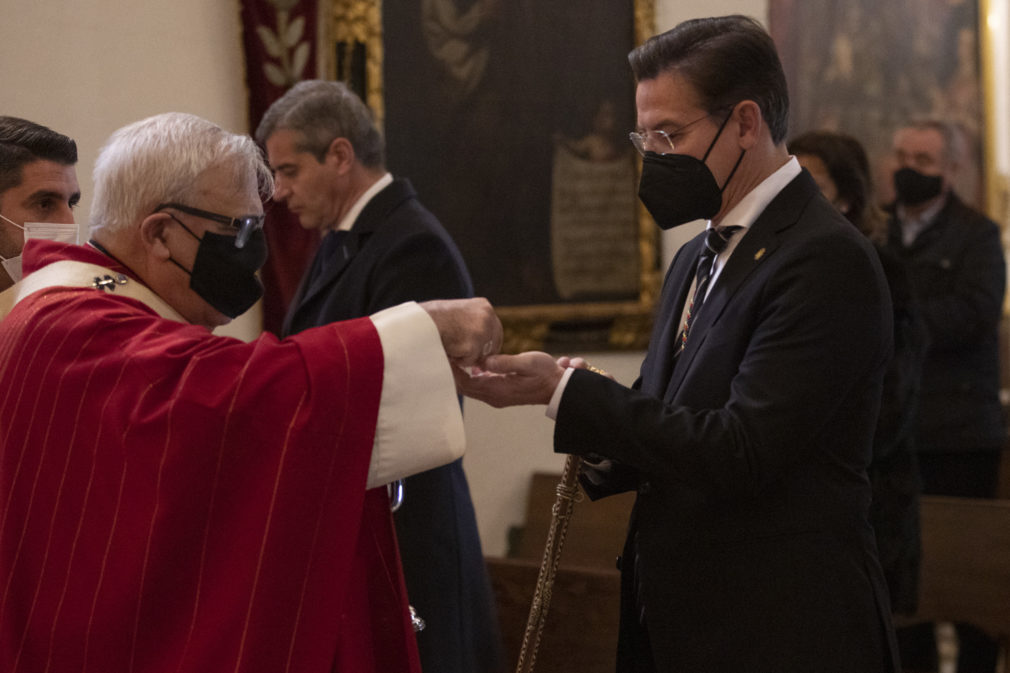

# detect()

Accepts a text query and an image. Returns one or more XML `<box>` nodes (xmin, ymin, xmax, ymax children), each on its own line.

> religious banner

<box><xmin>240</xmin><ymin>0</ymin><xmax>321</xmax><ymax>335</ymax></box>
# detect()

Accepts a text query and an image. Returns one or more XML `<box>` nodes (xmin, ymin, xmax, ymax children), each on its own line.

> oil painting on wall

<box><xmin>381</xmin><ymin>2</ymin><xmax>657</xmax><ymax>350</ymax></box>
<box><xmin>769</xmin><ymin>0</ymin><xmax>984</xmax><ymax>209</ymax></box>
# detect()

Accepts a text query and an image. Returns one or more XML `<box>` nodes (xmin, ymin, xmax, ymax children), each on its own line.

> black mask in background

<box><xmin>168</xmin><ymin>217</ymin><xmax>268</xmax><ymax>318</ymax></box>
<box><xmin>637</xmin><ymin>111</ymin><xmax>745</xmax><ymax>229</ymax></box>
<box><xmin>893</xmin><ymin>167</ymin><xmax>944</xmax><ymax>206</ymax></box>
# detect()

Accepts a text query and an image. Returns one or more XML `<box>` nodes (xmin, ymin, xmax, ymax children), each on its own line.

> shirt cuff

<box><xmin>545</xmin><ymin>366</ymin><xmax>575</xmax><ymax>421</ymax></box>
<box><xmin>367</xmin><ymin>302</ymin><xmax>465</xmax><ymax>487</ymax></box>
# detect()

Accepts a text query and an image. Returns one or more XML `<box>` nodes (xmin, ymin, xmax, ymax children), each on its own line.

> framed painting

<box><xmin>769</xmin><ymin>0</ymin><xmax>987</xmax><ymax>212</ymax></box>
<box><xmin>323</xmin><ymin>0</ymin><xmax>658</xmax><ymax>352</ymax></box>
<box><xmin>981</xmin><ymin>0</ymin><xmax>1010</xmax><ymax>229</ymax></box>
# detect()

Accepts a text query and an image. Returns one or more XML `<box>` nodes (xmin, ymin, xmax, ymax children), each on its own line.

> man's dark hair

<box><xmin>629</xmin><ymin>15</ymin><xmax>790</xmax><ymax>144</ymax></box>
<box><xmin>0</xmin><ymin>116</ymin><xmax>78</xmax><ymax>195</ymax></box>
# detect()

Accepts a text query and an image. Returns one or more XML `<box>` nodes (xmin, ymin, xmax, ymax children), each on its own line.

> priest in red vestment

<box><xmin>0</xmin><ymin>112</ymin><xmax>502</xmax><ymax>673</ymax></box>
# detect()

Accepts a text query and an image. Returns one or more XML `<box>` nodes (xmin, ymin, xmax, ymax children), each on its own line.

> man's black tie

<box><xmin>306</xmin><ymin>229</ymin><xmax>349</xmax><ymax>287</ymax></box>
<box><xmin>678</xmin><ymin>225</ymin><xmax>743</xmax><ymax>351</ymax></box>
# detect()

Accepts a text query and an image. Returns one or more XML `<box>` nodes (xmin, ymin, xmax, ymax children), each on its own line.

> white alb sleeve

<box><xmin>365</xmin><ymin>302</ymin><xmax>465</xmax><ymax>488</ymax></box>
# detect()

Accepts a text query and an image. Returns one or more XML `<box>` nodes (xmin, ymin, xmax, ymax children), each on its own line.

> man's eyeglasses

<box><xmin>156</xmin><ymin>202</ymin><xmax>265</xmax><ymax>249</ymax></box>
<box><xmin>629</xmin><ymin>108</ymin><xmax>731</xmax><ymax>157</ymax></box>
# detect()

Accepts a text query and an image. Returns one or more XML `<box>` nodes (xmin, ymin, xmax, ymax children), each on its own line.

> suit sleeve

<box><xmin>555</xmin><ymin>232</ymin><xmax>891</xmax><ymax>499</ymax></box>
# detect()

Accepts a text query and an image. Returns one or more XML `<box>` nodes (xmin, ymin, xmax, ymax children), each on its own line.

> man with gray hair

<box><xmin>885</xmin><ymin>118</ymin><xmax>1005</xmax><ymax>673</ymax></box>
<box><xmin>0</xmin><ymin>116</ymin><xmax>80</xmax><ymax>290</ymax></box>
<box><xmin>257</xmin><ymin>80</ymin><xmax>503</xmax><ymax>673</ymax></box>
<box><xmin>0</xmin><ymin>111</ymin><xmax>502</xmax><ymax>673</ymax></box>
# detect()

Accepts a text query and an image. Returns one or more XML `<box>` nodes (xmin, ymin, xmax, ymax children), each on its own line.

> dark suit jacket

<box><xmin>868</xmin><ymin>247</ymin><xmax>927</xmax><ymax>615</ymax></box>
<box><xmin>884</xmin><ymin>193</ymin><xmax>1006</xmax><ymax>454</ymax></box>
<box><xmin>283</xmin><ymin>178</ymin><xmax>503</xmax><ymax>673</ymax></box>
<box><xmin>557</xmin><ymin>171</ymin><xmax>900</xmax><ymax>672</ymax></box>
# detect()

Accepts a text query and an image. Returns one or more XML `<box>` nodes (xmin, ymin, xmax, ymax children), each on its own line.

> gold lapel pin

<box><xmin>754</xmin><ymin>248</ymin><xmax>766</xmax><ymax>261</ymax></box>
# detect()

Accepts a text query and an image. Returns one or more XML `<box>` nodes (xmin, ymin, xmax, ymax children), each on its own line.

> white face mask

<box><xmin>0</xmin><ymin>212</ymin><xmax>79</xmax><ymax>283</ymax></box>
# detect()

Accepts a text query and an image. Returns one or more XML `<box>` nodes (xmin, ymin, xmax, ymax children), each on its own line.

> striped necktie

<box><xmin>679</xmin><ymin>225</ymin><xmax>742</xmax><ymax>351</ymax></box>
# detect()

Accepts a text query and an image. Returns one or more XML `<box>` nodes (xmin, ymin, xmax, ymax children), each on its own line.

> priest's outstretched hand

<box><xmin>454</xmin><ymin>351</ymin><xmax>567</xmax><ymax>407</ymax></box>
<box><xmin>420</xmin><ymin>298</ymin><xmax>503</xmax><ymax>368</ymax></box>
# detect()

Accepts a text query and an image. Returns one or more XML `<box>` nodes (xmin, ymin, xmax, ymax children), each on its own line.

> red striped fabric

<box><xmin>0</xmin><ymin>240</ymin><xmax>420</xmax><ymax>673</ymax></box>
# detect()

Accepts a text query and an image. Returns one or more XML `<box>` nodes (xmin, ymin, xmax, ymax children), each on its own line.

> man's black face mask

<box><xmin>893</xmin><ymin>167</ymin><xmax>943</xmax><ymax>207</ymax></box>
<box><xmin>637</xmin><ymin>110</ymin><xmax>745</xmax><ymax>229</ymax></box>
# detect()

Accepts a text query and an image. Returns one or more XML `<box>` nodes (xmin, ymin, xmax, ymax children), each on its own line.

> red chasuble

<box><xmin>0</xmin><ymin>241</ymin><xmax>421</xmax><ymax>672</ymax></box>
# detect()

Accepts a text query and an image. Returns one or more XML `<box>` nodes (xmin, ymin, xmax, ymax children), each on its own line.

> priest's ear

<box><xmin>139</xmin><ymin>211</ymin><xmax>175</xmax><ymax>261</ymax></box>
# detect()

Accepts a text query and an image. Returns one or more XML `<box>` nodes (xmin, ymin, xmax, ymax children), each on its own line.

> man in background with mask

<box><xmin>885</xmin><ymin>119</ymin><xmax>1005</xmax><ymax>673</ymax></box>
<box><xmin>0</xmin><ymin>111</ymin><xmax>503</xmax><ymax>673</ymax></box>
<box><xmin>460</xmin><ymin>15</ymin><xmax>899</xmax><ymax>672</ymax></box>
<box><xmin>0</xmin><ymin>116</ymin><xmax>80</xmax><ymax>290</ymax></box>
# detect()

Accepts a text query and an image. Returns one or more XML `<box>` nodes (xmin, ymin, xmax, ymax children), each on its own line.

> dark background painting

<box><xmin>770</xmin><ymin>0</ymin><xmax>984</xmax><ymax>210</ymax></box>
<box><xmin>383</xmin><ymin>1</ymin><xmax>639</xmax><ymax>307</ymax></box>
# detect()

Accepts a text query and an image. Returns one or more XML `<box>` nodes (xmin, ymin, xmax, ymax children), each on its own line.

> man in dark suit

<box><xmin>460</xmin><ymin>16</ymin><xmax>900</xmax><ymax>672</ymax></box>
<box><xmin>884</xmin><ymin>119</ymin><xmax>1006</xmax><ymax>673</ymax></box>
<box><xmin>885</xmin><ymin>119</ymin><xmax>1005</xmax><ymax>500</ymax></box>
<box><xmin>256</xmin><ymin>80</ymin><xmax>503</xmax><ymax>673</ymax></box>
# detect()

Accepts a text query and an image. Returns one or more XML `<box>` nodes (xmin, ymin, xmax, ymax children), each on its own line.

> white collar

<box><xmin>713</xmin><ymin>156</ymin><xmax>801</xmax><ymax>230</ymax></box>
<box><xmin>336</xmin><ymin>172</ymin><xmax>393</xmax><ymax>232</ymax></box>
<box><xmin>896</xmin><ymin>192</ymin><xmax>947</xmax><ymax>227</ymax></box>
<box><xmin>704</xmin><ymin>156</ymin><xmax>801</xmax><ymax>256</ymax></box>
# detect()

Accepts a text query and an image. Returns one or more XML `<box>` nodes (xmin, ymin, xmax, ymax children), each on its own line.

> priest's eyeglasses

<box><xmin>156</xmin><ymin>203</ymin><xmax>265</xmax><ymax>249</ymax></box>
<box><xmin>629</xmin><ymin>107</ymin><xmax>735</xmax><ymax>156</ymax></box>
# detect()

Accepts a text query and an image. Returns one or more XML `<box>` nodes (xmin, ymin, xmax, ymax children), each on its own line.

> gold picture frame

<box><xmin>981</xmin><ymin>0</ymin><xmax>1010</xmax><ymax>230</ymax></box>
<box><xmin>322</xmin><ymin>0</ymin><xmax>658</xmax><ymax>353</ymax></box>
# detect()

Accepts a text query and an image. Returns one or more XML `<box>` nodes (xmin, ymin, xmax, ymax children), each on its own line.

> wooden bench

<box><xmin>489</xmin><ymin>472</ymin><xmax>628</xmax><ymax>672</ymax></box>
<box><xmin>503</xmin><ymin>477</ymin><xmax>1010</xmax><ymax>671</ymax></box>
<box><xmin>999</xmin><ymin>447</ymin><xmax>1010</xmax><ymax>500</ymax></box>
<box><xmin>486</xmin><ymin>557</ymin><xmax>620</xmax><ymax>673</ymax></box>
<box><xmin>512</xmin><ymin>471</ymin><xmax>634</xmax><ymax>569</ymax></box>
<box><xmin>898</xmin><ymin>496</ymin><xmax>1010</xmax><ymax>671</ymax></box>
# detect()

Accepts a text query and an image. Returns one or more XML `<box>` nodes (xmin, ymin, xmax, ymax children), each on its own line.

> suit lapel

<box><xmin>663</xmin><ymin>172</ymin><xmax>817</xmax><ymax>401</ymax></box>
<box><xmin>640</xmin><ymin>237</ymin><xmax>703</xmax><ymax>397</ymax></box>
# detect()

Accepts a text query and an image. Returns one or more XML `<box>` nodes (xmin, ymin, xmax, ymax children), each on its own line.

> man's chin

<box><xmin>294</xmin><ymin>216</ymin><xmax>322</xmax><ymax>231</ymax></box>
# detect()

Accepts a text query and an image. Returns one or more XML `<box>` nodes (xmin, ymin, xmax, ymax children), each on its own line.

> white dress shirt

<box><xmin>336</xmin><ymin>172</ymin><xmax>393</xmax><ymax>231</ymax></box>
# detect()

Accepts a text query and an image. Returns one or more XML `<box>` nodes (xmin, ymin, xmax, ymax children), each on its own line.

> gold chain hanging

<box><xmin>514</xmin><ymin>454</ymin><xmax>583</xmax><ymax>673</ymax></box>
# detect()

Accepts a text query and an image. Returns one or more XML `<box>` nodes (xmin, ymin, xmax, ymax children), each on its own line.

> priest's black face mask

<box><xmin>160</xmin><ymin>208</ymin><xmax>268</xmax><ymax>318</ymax></box>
